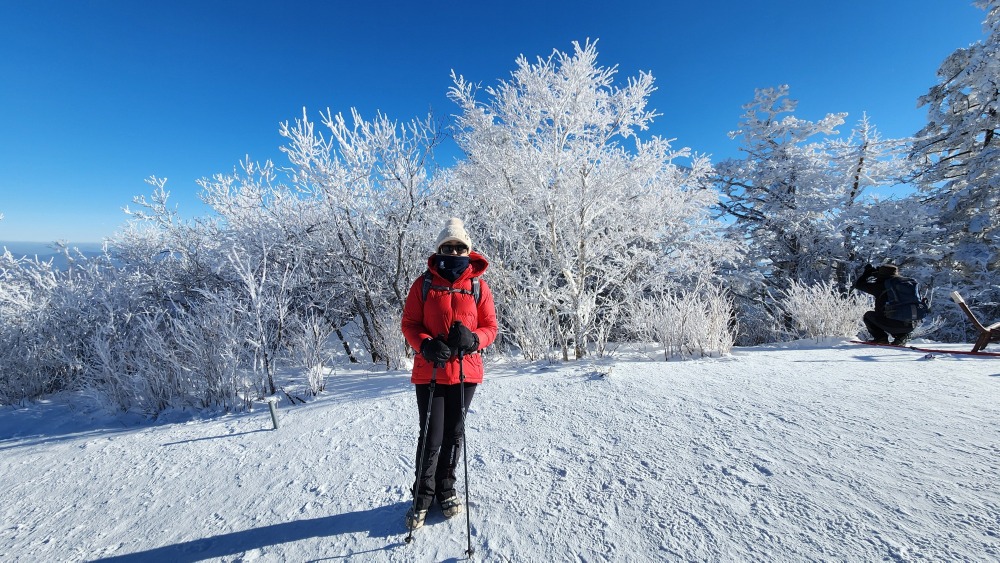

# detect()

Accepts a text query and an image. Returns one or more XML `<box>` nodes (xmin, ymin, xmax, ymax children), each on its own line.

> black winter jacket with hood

<box><xmin>853</xmin><ymin>266</ymin><xmax>914</xmax><ymax>328</ymax></box>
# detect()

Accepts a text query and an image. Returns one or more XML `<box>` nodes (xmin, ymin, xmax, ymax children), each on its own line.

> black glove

<box><xmin>420</xmin><ymin>338</ymin><xmax>452</xmax><ymax>365</ymax></box>
<box><xmin>855</xmin><ymin>263</ymin><xmax>875</xmax><ymax>284</ymax></box>
<box><xmin>447</xmin><ymin>322</ymin><xmax>479</xmax><ymax>354</ymax></box>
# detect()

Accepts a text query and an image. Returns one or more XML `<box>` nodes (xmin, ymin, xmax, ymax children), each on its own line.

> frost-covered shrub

<box><xmin>167</xmin><ymin>290</ymin><xmax>254</xmax><ymax>412</ymax></box>
<box><xmin>0</xmin><ymin>252</ymin><xmax>63</xmax><ymax>404</ymax></box>
<box><xmin>498</xmin><ymin>288</ymin><xmax>559</xmax><ymax>362</ymax></box>
<box><xmin>288</xmin><ymin>310</ymin><xmax>336</xmax><ymax>395</ymax></box>
<box><xmin>780</xmin><ymin>280</ymin><xmax>868</xmax><ymax>339</ymax></box>
<box><xmin>83</xmin><ymin>316</ymin><xmax>164</xmax><ymax>414</ymax></box>
<box><xmin>370</xmin><ymin>307</ymin><xmax>408</xmax><ymax>370</ymax></box>
<box><xmin>0</xmin><ymin>249</ymin><xmax>104</xmax><ymax>404</ymax></box>
<box><xmin>79</xmin><ymin>291</ymin><xmax>255</xmax><ymax>416</ymax></box>
<box><xmin>729</xmin><ymin>295</ymin><xmax>782</xmax><ymax>346</ymax></box>
<box><xmin>629</xmin><ymin>281</ymin><xmax>735</xmax><ymax>360</ymax></box>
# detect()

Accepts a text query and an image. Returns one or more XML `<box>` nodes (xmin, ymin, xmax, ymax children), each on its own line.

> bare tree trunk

<box><xmin>336</xmin><ymin>328</ymin><xmax>359</xmax><ymax>363</ymax></box>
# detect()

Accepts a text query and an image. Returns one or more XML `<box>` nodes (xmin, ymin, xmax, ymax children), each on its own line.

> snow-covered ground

<box><xmin>2</xmin><ymin>338</ymin><xmax>998</xmax><ymax>562</ymax></box>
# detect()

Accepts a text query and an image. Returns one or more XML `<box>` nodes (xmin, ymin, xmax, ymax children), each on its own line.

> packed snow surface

<box><xmin>2</xmin><ymin>338</ymin><xmax>998</xmax><ymax>562</ymax></box>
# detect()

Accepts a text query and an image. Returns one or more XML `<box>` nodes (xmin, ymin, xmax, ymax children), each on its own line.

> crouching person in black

<box><xmin>852</xmin><ymin>263</ymin><xmax>917</xmax><ymax>346</ymax></box>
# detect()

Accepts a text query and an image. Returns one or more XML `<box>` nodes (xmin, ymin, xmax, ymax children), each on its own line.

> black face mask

<box><xmin>436</xmin><ymin>254</ymin><xmax>470</xmax><ymax>282</ymax></box>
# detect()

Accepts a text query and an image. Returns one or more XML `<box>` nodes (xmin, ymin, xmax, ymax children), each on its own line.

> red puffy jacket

<box><xmin>401</xmin><ymin>251</ymin><xmax>498</xmax><ymax>385</ymax></box>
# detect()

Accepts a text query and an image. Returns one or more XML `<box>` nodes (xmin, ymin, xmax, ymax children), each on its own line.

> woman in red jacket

<box><xmin>400</xmin><ymin>218</ymin><xmax>498</xmax><ymax>530</ymax></box>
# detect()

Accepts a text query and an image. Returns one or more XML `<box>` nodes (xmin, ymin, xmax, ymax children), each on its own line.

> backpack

<box><xmin>420</xmin><ymin>270</ymin><xmax>481</xmax><ymax>304</ymax></box>
<box><xmin>882</xmin><ymin>276</ymin><xmax>929</xmax><ymax>322</ymax></box>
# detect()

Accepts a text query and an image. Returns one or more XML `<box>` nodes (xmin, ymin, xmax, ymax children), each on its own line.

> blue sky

<box><xmin>0</xmin><ymin>1</ymin><xmax>986</xmax><ymax>243</ymax></box>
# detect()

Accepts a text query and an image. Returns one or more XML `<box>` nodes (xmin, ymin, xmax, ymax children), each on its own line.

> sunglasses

<box><xmin>439</xmin><ymin>244</ymin><xmax>469</xmax><ymax>255</ymax></box>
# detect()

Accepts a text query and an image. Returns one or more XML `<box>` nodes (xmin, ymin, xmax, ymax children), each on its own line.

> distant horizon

<box><xmin>1</xmin><ymin>240</ymin><xmax>106</xmax><ymax>251</ymax></box>
<box><xmin>0</xmin><ymin>1</ymin><xmax>986</xmax><ymax>242</ymax></box>
<box><xmin>1</xmin><ymin>240</ymin><xmax>105</xmax><ymax>245</ymax></box>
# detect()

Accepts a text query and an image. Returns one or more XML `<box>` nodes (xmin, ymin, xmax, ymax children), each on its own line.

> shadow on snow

<box><xmin>91</xmin><ymin>502</ymin><xmax>410</xmax><ymax>562</ymax></box>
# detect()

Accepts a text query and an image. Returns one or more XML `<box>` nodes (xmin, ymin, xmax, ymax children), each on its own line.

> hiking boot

<box><xmin>405</xmin><ymin>507</ymin><xmax>427</xmax><ymax>530</ymax></box>
<box><xmin>891</xmin><ymin>335</ymin><xmax>910</xmax><ymax>346</ymax></box>
<box><xmin>439</xmin><ymin>495</ymin><xmax>463</xmax><ymax>518</ymax></box>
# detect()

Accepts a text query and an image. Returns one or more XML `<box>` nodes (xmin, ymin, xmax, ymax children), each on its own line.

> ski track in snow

<box><xmin>1</xmin><ymin>339</ymin><xmax>998</xmax><ymax>562</ymax></box>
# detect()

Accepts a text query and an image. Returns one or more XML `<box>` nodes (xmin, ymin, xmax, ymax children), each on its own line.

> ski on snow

<box><xmin>848</xmin><ymin>340</ymin><xmax>1000</xmax><ymax>357</ymax></box>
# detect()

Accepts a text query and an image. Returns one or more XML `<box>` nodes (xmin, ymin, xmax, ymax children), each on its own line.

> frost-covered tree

<box><xmin>716</xmin><ymin>86</ymin><xmax>848</xmax><ymax>287</ymax></box>
<box><xmin>824</xmin><ymin>115</ymin><xmax>920</xmax><ymax>287</ymax></box>
<box><xmin>0</xmin><ymin>75</ymin><xmax>470</xmax><ymax>407</ymax></box>
<box><xmin>715</xmin><ymin>87</ymin><xmax>917</xmax><ymax>340</ymax></box>
<box><xmin>447</xmin><ymin>40</ymin><xmax>732</xmax><ymax>360</ymax></box>
<box><xmin>276</xmin><ymin>108</ymin><xmax>443</xmax><ymax>367</ymax></box>
<box><xmin>911</xmin><ymin>0</ymin><xmax>1000</xmax><ymax>321</ymax></box>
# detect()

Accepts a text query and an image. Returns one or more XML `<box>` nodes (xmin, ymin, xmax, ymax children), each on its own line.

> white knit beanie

<box><xmin>434</xmin><ymin>217</ymin><xmax>472</xmax><ymax>253</ymax></box>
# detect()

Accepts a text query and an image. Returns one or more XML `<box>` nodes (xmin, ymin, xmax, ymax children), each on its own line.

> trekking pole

<box><xmin>405</xmin><ymin>362</ymin><xmax>439</xmax><ymax>544</ymax></box>
<box><xmin>457</xmin><ymin>349</ymin><xmax>475</xmax><ymax>557</ymax></box>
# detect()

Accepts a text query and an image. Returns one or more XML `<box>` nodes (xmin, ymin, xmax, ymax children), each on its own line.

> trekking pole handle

<box><xmin>450</xmin><ymin>321</ymin><xmax>463</xmax><ymax>361</ymax></box>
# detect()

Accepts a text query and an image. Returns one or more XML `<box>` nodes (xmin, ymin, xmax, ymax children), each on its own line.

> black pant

<box><xmin>412</xmin><ymin>382</ymin><xmax>476</xmax><ymax>511</ymax></box>
<box><xmin>863</xmin><ymin>310</ymin><xmax>915</xmax><ymax>341</ymax></box>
